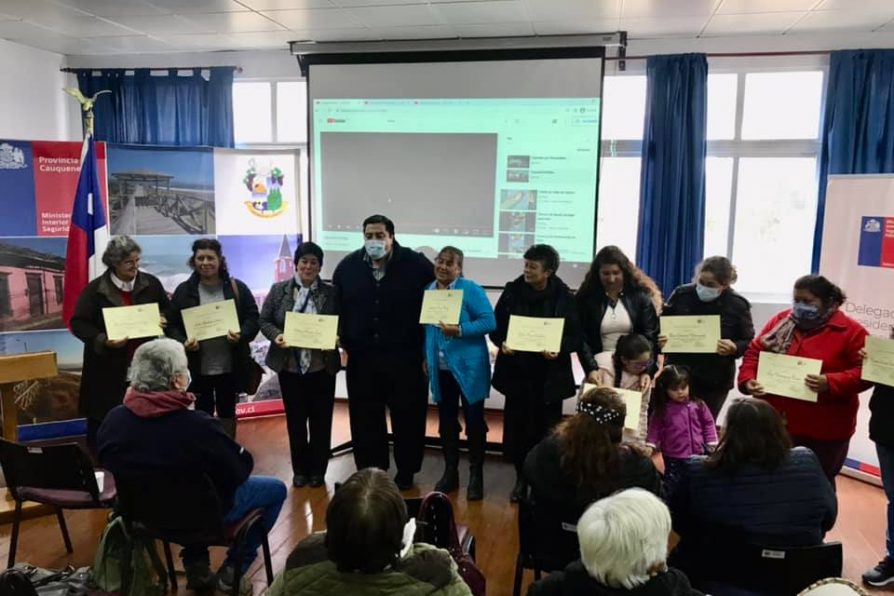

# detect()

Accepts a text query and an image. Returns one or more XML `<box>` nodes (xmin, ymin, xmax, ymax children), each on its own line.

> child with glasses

<box><xmin>591</xmin><ymin>334</ymin><xmax>654</xmax><ymax>446</ymax></box>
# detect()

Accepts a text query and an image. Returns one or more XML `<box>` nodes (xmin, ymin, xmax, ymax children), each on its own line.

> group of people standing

<box><xmin>70</xmin><ymin>212</ymin><xmax>894</xmax><ymax>588</ymax></box>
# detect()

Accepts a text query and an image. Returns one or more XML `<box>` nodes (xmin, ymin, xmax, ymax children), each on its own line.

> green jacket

<box><xmin>268</xmin><ymin>535</ymin><xmax>472</xmax><ymax>596</ymax></box>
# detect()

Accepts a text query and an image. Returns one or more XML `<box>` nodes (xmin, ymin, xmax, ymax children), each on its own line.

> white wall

<box><xmin>0</xmin><ymin>40</ymin><xmax>76</xmax><ymax>142</ymax></box>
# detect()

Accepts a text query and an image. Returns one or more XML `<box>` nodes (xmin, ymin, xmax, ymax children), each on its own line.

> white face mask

<box><xmin>364</xmin><ymin>239</ymin><xmax>387</xmax><ymax>260</ymax></box>
<box><xmin>695</xmin><ymin>283</ymin><xmax>722</xmax><ymax>302</ymax></box>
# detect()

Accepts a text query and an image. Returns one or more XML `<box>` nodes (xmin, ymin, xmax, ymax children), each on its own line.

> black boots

<box><xmin>436</xmin><ymin>424</ymin><xmax>486</xmax><ymax>500</ymax></box>
<box><xmin>510</xmin><ymin>463</ymin><xmax>527</xmax><ymax>503</ymax></box>
<box><xmin>467</xmin><ymin>465</ymin><xmax>484</xmax><ymax>501</ymax></box>
<box><xmin>435</xmin><ymin>464</ymin><xmax>459</xmax><ymax>493</ymax></box>
<box><xmin>435</xmin><ymin>431</ymin><xmax>461</xmax><ymax>493</ymax></box>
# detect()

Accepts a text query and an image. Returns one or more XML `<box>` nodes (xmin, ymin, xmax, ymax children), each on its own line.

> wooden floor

<box><xmin>2</xmin><ymin>404</ymin><xmax>891</xmax><ymax>595</ymax></box>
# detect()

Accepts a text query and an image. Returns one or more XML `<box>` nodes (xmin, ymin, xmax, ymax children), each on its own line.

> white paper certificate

<box><xmin>102</xmin><ymin>303</ymin><xmax>162</xmax><ymax>341</ymax></box>
<box><xmin>419</xmin><ymin>289</ymin><xmax>463</xmax><ymax>325</ymax></box>
<box><xmin>757</xmin><ymin>351</ymin><xmax>823</xmax><ymax>402</ymax></box>
<box><xmin>181</xmin><ymin>299</ymin><xmax>239</xmax><ymax>342</ymax></box>
<box><xmin>660</xmin><ymin>315</ymin><xmax>722</xmax><ymax>353</ymax></box>
<box><xmin>284</xmin><ymin>312</ymin><xmax>339</xmax><ymax>350</ymax></box>
<box><xmin>506</xmin><ymin>315</ymin><xmax>564</xmax><ymax>353</ymax></box>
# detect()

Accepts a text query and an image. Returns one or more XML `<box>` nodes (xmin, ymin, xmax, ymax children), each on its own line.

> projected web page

<box><xmin>312</xmin><ymin>97</ymin><xmax>600</xmax><ymax>264</ymax></box>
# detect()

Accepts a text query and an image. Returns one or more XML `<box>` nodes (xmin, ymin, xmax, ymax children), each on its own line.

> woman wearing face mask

<box><xmin>260</xmin><ymin>242</ymin><xmax>339</xmax><ymax>488</ymax></box>
<box><xmin>577</xmin><ymin>246</ymin><xmax>661</xmax><ymax>390</ymax></box>
<box><xmin>738</xmin><ymin>274</ymin><xmax>870</xmax><ymax>484</ymax></box>
<box><xmin>658</xmin><ymin>257</ymin><xmax>755</xmax><ymax>420</ymax></box>
<box><xmin>168</xmin><ymin>238</ymin><xmax>260</xmax><ymax>439</ymax></box>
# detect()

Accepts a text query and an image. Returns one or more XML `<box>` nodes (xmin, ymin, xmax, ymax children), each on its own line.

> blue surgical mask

<box><xmin>696</xmin><ymin>283</ymin><xmax>722</xmax><ymax>302</ymax></box>
<box><xmin>792</xmin><ymin>302</ymin><xmax>820</xmax><ymax>321</ymax></box>
<box><xmin>364</xmin><ymin>239</ymin><xmax>387</xmax><ymax>260</ymax></box>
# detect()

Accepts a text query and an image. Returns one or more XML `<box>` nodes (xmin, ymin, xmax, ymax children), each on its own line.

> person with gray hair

<box><xmin>528</xmin><ymin>488</ymin><xmax>703</xmax><ymax>596</ymax></box>
<box><xmin>70</xmin><ymin>234</ymin><xmax>171</xmax><ymax>450</ymax></box>
<box><xmin>98</xmin><ymin>338</ymin><xmax>287</xmax><ymax>594</ymax></box>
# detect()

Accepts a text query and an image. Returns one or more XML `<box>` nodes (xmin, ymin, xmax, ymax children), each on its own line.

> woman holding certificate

<box><xmin>259</xmin><ymin>242</ymin><xmax>339</xmax><ymax>489</ymax></box>
<box><xmin>738</xmin><ymin>274</ymin><xmax>869</xmax><ymax>484</ymax></box>
<box><xmin>576</xmin><ymin>246</ymin><xmax>660</xmax><ymax>387</ymax></box>
<box><xmin>423</xmin><ymin>246</ymin><xmax>496</xmax><ymax>501</ymax></box>
<box><xmin>71</xmin><ymin>235</ymin><xmax>171</xmax><ymax>450</ymax></box>
<box><xmin>659</xmin><ymin>256</ymin><xmax>755</xmax><ymax>419</ymax></box>
<box><xmin>491</xmin><ymin>244</ymin><xmax>583</xmax><ymax>502</ymax></box>
<box><xmin>168</xmin><ymin>239</ymin><xmax>260</xmax><ymax>438</ymax></box>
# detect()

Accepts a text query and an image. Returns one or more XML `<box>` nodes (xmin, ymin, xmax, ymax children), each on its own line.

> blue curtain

<box><xmin>75</xmin><ymin>67</ymin><xmax>235</xmax><ymax>147</ymax></box>
<box><xmin>636</xmin><ymin>53</ymin><xmax>708</xmax><ymax>296</ymax></box>
<box><xmin>812</xmin><ymin>49</ymin><xmax>894</xmax><ymax>270</ymax></box>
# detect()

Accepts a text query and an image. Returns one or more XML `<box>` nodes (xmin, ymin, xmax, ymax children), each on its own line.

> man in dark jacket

<box><xmin>863</xmin><ymin>328</ymin><xmax>894</xmax><ymax>587</ymax></box>
<box><xmin>98</xmin><ymin>338</ymin><xmax>287</xmax><ymax>594</ymax></box>
<box><xmin>332</xmin><ymin>215</ymin><xmax>434</xmax><ymax>489</ymax></box>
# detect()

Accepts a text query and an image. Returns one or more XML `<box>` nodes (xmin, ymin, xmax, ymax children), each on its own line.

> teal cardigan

<box><xmin>424</xmin><ymin>277</ymin><xmax>496</xmax><ymax>405</ymax></box>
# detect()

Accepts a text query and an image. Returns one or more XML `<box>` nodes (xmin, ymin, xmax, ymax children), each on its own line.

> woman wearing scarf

<box><xmin>260</xmin><ymin>242</ymin><xmax>339</xmax><ymax>489</ymax></box>
<box><xmin>738</xmin><ymin>274</ymin><xmax>869</xmax><ymax>484</ymax></box>
<box><xmin>490</xmin><ymin>244</ymin><xmax>584</xmax><ymax>502</ymax></box>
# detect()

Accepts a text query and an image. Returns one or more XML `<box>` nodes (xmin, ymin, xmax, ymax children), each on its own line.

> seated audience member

<box><xmin>524</xmin><ymin>387</ymin><xmax>661</xmax><ymax>567</ymax></box>
<box><xmin>97</xmin><ymin>338</ymin><xmax>287</xmax><ymax>595</ymax></box>
<box><xmin>528</xmin><ymin>488</ymin><xmax>703</xmax><ymax>596</ymax></box>
<box><xmin>268</xmin><ymin>468</ymin><xmax>472</xmax><ymax>596</ymax></box>
<box><xmin>670</xmin><ymin>397</ymin><xmax>837</xmax><ymax>587</ymax></box>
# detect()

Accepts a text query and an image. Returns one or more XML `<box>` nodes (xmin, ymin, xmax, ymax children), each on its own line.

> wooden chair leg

<box><xmin>7</xmin><ymin>501</ymin><xmax>22</xmax><ymax>568</ymax></box>
<box><xmin>512</xmin><ymin>553</ymin><xmax>524</xmax><ymax>596</ymax></box>
<box><xmin>261</xmin><ymin>530</ymin><xmax>274</xmax><ymax>585</ymax></box>
<box><xmin>55</xmin><ymin>507</ymin><xmax>73</xmax><ymax>553</ymax></box>
<box><xmin>162</xmin><ymin>541</ymin><xmax>177</xmax><ymax>591</ymax></box>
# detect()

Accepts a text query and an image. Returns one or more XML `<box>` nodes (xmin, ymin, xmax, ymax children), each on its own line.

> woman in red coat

<box><xmin>738</xmin><ymin>274</ymin><xmax>869</xmax><ymax>485</ymax></box>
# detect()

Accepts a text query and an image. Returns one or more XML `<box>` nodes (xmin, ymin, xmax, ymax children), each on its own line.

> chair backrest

<box><xmin>714</xmin><ymin>542</ymin><xmax>843</xmax><ymax>595</ymax></box>
<box><xmin>517</xmin><ymin>497</ymin><xmax>580</xmax><ymax>573</ymax></box>
<box><xmin>114</xmin><ymin>470</ymin><xmax>226</xmax><ymax>545</ymax></box>
<box><xmin>0</xmin><ymin>439</ymin><xmax>99</xmax><ymax>501</ymax></box>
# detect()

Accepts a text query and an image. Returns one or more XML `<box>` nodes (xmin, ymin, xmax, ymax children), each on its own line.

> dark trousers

<box><xmin>191</xmin><ymin>373</ymin><xmax>238</xmax><ymax>419</ymax></box>
<box><xmin>437</xmin><ymin>370</ymin><xmax>487</xmax><ymax>467</ymax></box>
<box><xmin>877</xmin><ymin>443</ymin><xmax>894</xmax><ymax>558</ymax></box>
<box><xmin>793</xmin><ymin>435</ymin><xmax>851</xmax><ymax>487</ymax></box>
<box><xmin>502</xmin><ymin>387</ymin><xmax>562</xmax><ymax>470</ymax></box>
<box><xmin>278</xmin><ymin>370</ymin><xmax>336</xmax><ymax>478</ymax></box>
<box><xmin>346</xmin><ymin>351</ymin><xmax>428</xmax><ymax>474</ymax></box>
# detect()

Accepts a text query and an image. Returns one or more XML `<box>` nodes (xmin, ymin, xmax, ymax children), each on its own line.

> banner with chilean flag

<box><xmin>62</xmin><ymin>136</ymin><xmax>109</xmax><ymax>327</ymax></box>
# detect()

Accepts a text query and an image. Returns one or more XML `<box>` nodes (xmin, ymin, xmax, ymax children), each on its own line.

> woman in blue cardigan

<box><xmin>424</xmin><ymin>246</ymin><xmax>497</xmax><ymax>501</ymax></box>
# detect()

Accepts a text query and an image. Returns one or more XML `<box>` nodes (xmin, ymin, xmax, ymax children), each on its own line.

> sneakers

<box><xmin>217</xmin><ymin>565</ymin><xmax>252</xmax><ymax>595</ymax></box>
<box><xmin>292</xmin><ymin>474</ymin><xmax>308</xmax><ymax>488</ymax></box>
<box><xmin>184</xmin><ymin>561</ymin><xmax>216</xmax><ymax>592</ymax></box>
<box><xmin>863</xmin><ymin>558</ymin><xmax>894</xmax><ymax>586</ymax></box>
<box><xmin>309</xmin><ymin>475</ymin><xmax>325</xmax><ymax>488</ymax></box>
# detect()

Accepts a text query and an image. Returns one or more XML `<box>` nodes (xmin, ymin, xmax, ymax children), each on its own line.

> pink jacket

<box><xmin>646</xmin><ymin>399</ymin><xmax>718</xmax><ymax>459</ymax></box>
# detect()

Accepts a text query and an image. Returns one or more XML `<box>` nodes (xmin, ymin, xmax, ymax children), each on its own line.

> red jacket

<box><xmin>738</xmin><ymin>309</ymin><xmax>869</xmax><ymax>441</ymax></box>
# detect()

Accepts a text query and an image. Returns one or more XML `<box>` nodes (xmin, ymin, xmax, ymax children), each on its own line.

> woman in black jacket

<box><xmin>260</xmin><ymin>242</ymin><xmax>339</xmax><ymax>489</ymax></box>
<box><xmin>491</xmin><ymin>244</ymin><xmax>584</xmax><ymax>502</ymax></box>
<box><xmin>659</xmin><ymin>256</ymin><xmax>754</xmax><ymax>419</ymax></box>
<box><xmin>525</xmin><ymin>387</ymin><xmax>661</xmax><ymax>569</ymax></box>
<box><xmin>670</xmin><ymin>397</ymin><xmax>836</xmax><ymax>591</ymax></box>
<box><xmin>576</xmin><ymin>246</ymin><xmax>660</xmax><ymax>385</ymax></box>
<box><xmin>70</xmin><ymin>235</ymin><xmax>171</xmax><ymax>449</ymax></box>
<box><xmin>168</xmin><ymin>238</ymin><xmax>260</xmax><ymax>438</ymax></box>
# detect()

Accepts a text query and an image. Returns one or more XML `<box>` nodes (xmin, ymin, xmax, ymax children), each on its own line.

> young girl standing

<box><xmin>592</xmin><ymin>333</ymin><xmax>653</xmax><ymax>445</ymax></box>
<box><xmin>646</xmin><ymin>365</ymin><xmax>717</xmax><ymax>496</ymax></box>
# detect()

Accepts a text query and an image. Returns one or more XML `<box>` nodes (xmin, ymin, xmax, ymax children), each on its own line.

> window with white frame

<box><xmin>598</xmin><ymin>68</ymin><xmax>824</xmax><ymax>300</ymax></box>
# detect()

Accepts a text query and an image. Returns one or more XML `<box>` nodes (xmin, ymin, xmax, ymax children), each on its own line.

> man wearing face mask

<box><xmin>332</xmin><ymin>215</ymin><xmax>435</xmax><ymax>489</ymax></box>
<box><xmin>658</xmin><ymin>256</ymin><xmax>755</xmax><ymax>419</ymax></box>
<box><xmin>738</xmin><ymin>274</ymin><xmax>870</xmax><ymax>485</ymax></box>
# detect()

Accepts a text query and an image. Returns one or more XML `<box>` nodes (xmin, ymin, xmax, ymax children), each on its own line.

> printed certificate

<box><xmin>102</xmin><ymin>303</ymin><xmax>162</xmax><ymax>341</ymax></box>
<box><xmin>284</xmin><ymin>312</ymin><xmax>339</xmax><ymax>350</ymax></box>
<box><xmin>757</xmin><ymin>351</ymin><xmax>823</xmax><ymax>402</ymax></box>
<box><xmin>181</xmin><ymin>299</ymin><xmax>239</xmax><ymax>342</ymax></box>
<box><xmin>863</xmin><ymin>335</ymin><xmax>894</xmax><ymax>387</ymax></box>
<box><xmin>506</xmin><ymin>315</ymin><xmax>564</xmax><ymax>353</ymax></box>
<box><xmin>661</xmin><ymin>315</ymin><xmax>721</xmax><ymax>353</ymax></box>
<box><xmin>419</xmin><ymin>289</ymin><xmax>463</xmax><ymax>325</ymax></box>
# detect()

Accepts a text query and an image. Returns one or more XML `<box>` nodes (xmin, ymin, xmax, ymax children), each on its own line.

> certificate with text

<box><xmin>661</xmin><ymin>315</ymin><xmax>721</xmax><ymax>353</ymax></box>
<box><xmin>181</xmin><ymin>299</ymin><xmax>239</xmax><ymax>342</ymax></box>
<box><xmin>419</xmin><ymin>289</ymin><xmax>463</xmax><ymax>325</ymax></box>
<box><xmin>863</xmin><ymin>336</ymin><xmax>894</xmax><ymax>387</ymax></box>
<box><xmin>579</xmin><ymin>382</ymin><xmax>643</xmax><ymax>431</ymax></box>
<box><xmin>102</xmin><ymin>303</ymin><xmax>162</xmax><ymax>341</ymax></box>
<box><xmin>506</xmin><ymin>315</ymin><xmax>564</xmax><ymax>353</ymax></box>
<box><xmin>757</xmin><ymin>351</ymin><xmax>823</xmax><ymax>402</ymax></box>
<box><xmin>284</xmin><ymin>312</ymin><xmax>339</xmax><ymax>350</ymax></box>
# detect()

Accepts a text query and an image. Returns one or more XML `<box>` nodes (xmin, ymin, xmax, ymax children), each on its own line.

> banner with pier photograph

<box><xmin>0</xmin><ymin>139</ymin><xmax>302</xmax><ymax>440</ymax></box>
